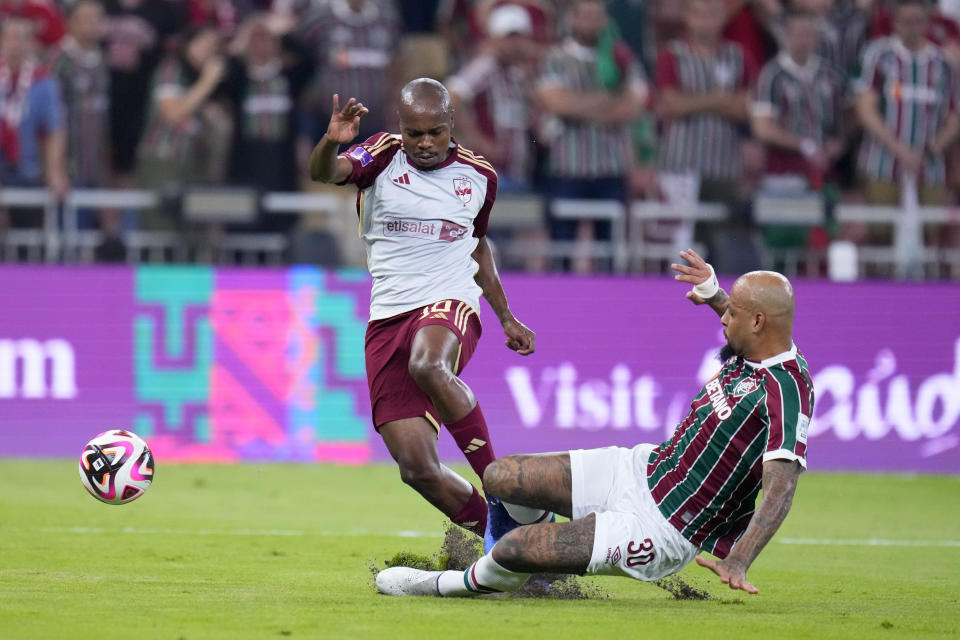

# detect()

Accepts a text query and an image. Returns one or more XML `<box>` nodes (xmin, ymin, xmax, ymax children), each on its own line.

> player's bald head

<box><xmin>731</xmin><ymin>271</ymin><xmax>795</xmax><ymax>330</ymax></box>
<box><xmin>398</xmin><ymin>78</ymin><xmax>453</xmax><ymax>120</ymax></box>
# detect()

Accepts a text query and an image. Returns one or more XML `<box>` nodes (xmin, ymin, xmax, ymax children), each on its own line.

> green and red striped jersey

<box><xmin>855</xmin><ymin>37</ymin><xmax>956</xmax><ymax>184</ymax></box>
<box><xmin>646</xmin><ymin>345</ymin><xmax>814</xmax><ymax>559</ymax></box>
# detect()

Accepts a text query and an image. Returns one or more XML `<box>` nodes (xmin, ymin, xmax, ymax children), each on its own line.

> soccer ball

<box><xmin>78</xmin><ymin>430</ymin><xmax>155</xmax><ymax>505</ymax></box>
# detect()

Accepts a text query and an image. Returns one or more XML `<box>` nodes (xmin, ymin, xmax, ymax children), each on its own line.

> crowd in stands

<box><xmin>0</xmin><ymin>0</ymin><xmax>958</xmax><ymax>276</ymax></box>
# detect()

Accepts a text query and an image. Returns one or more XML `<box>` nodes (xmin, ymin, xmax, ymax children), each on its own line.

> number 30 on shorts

<box><xmin>625</xmin><ymin>538</ymin><xmax>655</xmax><ymax>567</ymax></box>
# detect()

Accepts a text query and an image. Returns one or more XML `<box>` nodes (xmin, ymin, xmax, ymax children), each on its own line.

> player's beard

<box><xmin>718</xmin><ymin>342</ymin><xmax>738</xmax><ymax>363</ymax></box>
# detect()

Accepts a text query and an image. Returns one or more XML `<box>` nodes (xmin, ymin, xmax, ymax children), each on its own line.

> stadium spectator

<box><xmin>223</xmin><ymin>13</ymin><xmax>314</xmax><ymax>195</ymax></box>
<box><xmin>871</xmin><ymin>0</ymin><xmax>960</xmax><ymax>59</ymax></box>
<box><xmin>831</xmin><ymin>0</ymin><xmax>872</xmax><ymax>75</ymax></box>
<box><xmin>0</xmin><ymin>17</ymin><xmax>68</xmax><ymax>204</ymax></box>
<box><xmin>751</xmin><ymin>10</ymin><xmax>847</xmax><ymax>187</ymax></box>
<box><xmin>298</xmin><ymin>0</ymin><xmax>400</xmax><ymax>145</ymax></box>
<box><xmin>656</xmin><ymin>0</ymin><xmax>758</xmax><ymax>205</ymax></box>
<box><xmin>769</xmin><ymin>0</ymin><xmax>846</xmax><ymax>73</ymax></box>
<box><xmin>535</xmin><ymin>0</ymin><xmax>648</xmax><ymax>272</ymax></box>
<box><xmin>54</xmin><ymin>0</ymin><xmax>111</xmax><ymax>190</ymax></box>
<box><xmin>447</xmin><ymin>3</ymin><xmax>538</xmax><ymax>191</ymax></box>
<box><xmin>0</xmin><ymin>0</ymin><xmax>65</xmax><ymax>51</ymax></box>
<box><xmin>104</xmin><ymin>0</ymin><xmax>188</xmax><ymax>184</ymax></box>
<box><xmin>855</xmin><ymin>0</ymin><xmax>960</xmax><ymax>207</ymax></box>
<box><xmin>134</xmin><ymin>25</ymin><xmax>229</xmax><ymax>226</ymax></box>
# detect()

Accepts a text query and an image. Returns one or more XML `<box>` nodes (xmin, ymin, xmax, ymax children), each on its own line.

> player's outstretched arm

<box><xmin>670</xmin><ymin>248</ymin><xmax>729</xmax><ymax>317</ymax></box>
<box><xmin>695</xmin><ymin>459</ymin><xmax>802</xmax><ymax>594</ymax></box>
<box><xmin>472</xmin><ymin>237</ymin><xmax>535</xmax><ymax>356</ymax></box>
<box><xmin>309</xmin><ymin>94</ymin><xmax>368</xmax><ymax>184</ymax></box>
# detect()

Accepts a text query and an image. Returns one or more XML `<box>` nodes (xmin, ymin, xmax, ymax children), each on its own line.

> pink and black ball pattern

<box><xmin>78</xmin><ymin>430</ymin><xmax>155</xmax><ymax>505</ymax></box>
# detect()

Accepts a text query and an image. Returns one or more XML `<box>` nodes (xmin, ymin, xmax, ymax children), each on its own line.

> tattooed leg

<box><xmin>491</xmin><ymin>514</ymin><xmax>596</xmax><ymax>574</ymax></box>
<box><xmin>482</xmin><ymin>453</ymin><xmax>573</xmax><ymax>518</ymax></box>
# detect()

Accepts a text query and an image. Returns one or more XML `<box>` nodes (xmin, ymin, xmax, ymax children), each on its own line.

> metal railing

<box><xmin>2</xmin><ymin>186</ymin><xmax>958</xmax><ymax>278</ymax></box>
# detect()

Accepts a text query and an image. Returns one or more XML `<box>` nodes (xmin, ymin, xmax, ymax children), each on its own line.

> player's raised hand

<box><xmin>695</xmin><ymin>556</ymin><xmax>759</xmax><ymax>594</ymax></box>
<box><xmin>326</xmin><ymin>94</ymin><xmax>368</xmax><ymax>144</ymax></box>
<box><xmin>671</xmin><ymin>248</ymin><xmax>713</xmax><ymax>305</ymax></box>
<box><xmin>503</xmin><ymin>317</ymin><xmax>536</xmax><ymax>356</ymax></box>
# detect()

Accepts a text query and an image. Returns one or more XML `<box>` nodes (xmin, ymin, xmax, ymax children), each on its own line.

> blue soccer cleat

<box><xmin>483</xmin><ymin>498</ymin><xmax>554</xmax><ymax>553</ymax></box>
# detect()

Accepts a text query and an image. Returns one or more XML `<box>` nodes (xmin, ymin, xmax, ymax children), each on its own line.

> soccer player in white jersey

<box><xmin>309</xmin><ymin>79</ymin><xmax>549</xmax><ymax>540</ymax></box>
<box><xmin>377</xmin><ymin>249</ymin><xmax>814</xmax><ymax>597</ymax></box>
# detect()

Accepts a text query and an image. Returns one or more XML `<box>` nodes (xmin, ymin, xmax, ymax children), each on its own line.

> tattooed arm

<box><xmin>695</xmin><ymin>459</ymin><xmax>803</xmax><ymax>593</ymax></box>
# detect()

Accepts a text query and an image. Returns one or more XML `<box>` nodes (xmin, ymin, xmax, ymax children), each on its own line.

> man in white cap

<box><xmin>446</xmin><ymin>3</ymin><xmax>538</xmax><ymax>191</ymax></box>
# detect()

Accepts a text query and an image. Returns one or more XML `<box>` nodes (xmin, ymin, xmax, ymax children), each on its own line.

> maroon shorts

<box><xmin>365</xmin><ymin>299</ymin><xmax>483</xmax><ymax>431</ymax></box>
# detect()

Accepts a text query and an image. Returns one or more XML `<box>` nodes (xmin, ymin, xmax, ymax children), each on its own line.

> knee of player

<box><xmin>398</xmin><ymin>460</ymin><xmax>443</xmax><ymax>491</ymax></box>
<box><xmin>482</xmin><ymin>458</ymin><xmax>509</xmax><ymax>496</ymax></box>
<box><xmin>407</xmin><ymin>356</ymin><xmax>451</xmax><ymax>390</ymax></box>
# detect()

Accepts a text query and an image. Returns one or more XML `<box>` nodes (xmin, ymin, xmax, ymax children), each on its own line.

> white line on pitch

<box><xmin>778</xmin><ymin>537</ymin><xmax>960</xmax><ymax>548</ymax></box>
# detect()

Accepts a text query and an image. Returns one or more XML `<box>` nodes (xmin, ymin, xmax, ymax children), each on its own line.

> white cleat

<box><xmin>376</xmin><ymin>567</ymin><xmax>443</xmax><ymax>596</ymax></box>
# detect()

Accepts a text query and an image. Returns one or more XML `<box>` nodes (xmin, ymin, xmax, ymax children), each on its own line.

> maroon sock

<box><xmin>451</xmin><ymin>486</ymin><xmax>487</xmax><ymax>537</ymax></box>
<box><xmin>446</xmin><ymin>404</ymin><xmax>496</xmax><ymax>481</ymax></box>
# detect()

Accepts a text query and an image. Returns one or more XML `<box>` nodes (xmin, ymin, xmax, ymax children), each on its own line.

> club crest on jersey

<box><xmin>732</xmin><ymin>378</ymin><xmax>759</xmax><ymax>397</ymax></box>
<box><xmin>453</xmin><ymin>177</ymin><xmax>472</xmax><ymax>205</ymax></box>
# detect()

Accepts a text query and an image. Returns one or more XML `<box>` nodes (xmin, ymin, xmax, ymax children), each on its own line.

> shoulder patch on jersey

<box><xmin>350</xmin><ymin>146</ymin><xmax>374</xmax><ymax>166</ymax></box>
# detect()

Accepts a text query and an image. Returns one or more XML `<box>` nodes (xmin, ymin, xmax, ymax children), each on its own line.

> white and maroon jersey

<box><xmin>646</xmin><ymin>345</ymin><xmax>814</xmax><ymax>559</ymax></box>
<box><xmin>337</xmin><ymin>132</ymin><xmax>497</xmax><ymax>321</ymax></box>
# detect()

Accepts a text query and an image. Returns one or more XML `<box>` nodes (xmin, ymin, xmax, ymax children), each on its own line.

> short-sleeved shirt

<box><xmin>337</xmin><ymin>132</ymin><xmax>498</xmax><ymax>321</ymax></box>
<box><xmin>856</xmin><ymin>37</ymin><xmax>956</xmax><ymax>184</ymax></box>
<box><xmin>752</xmin><ymin>53</ymin><xmax>847</xmax><ymax>175</ymax></box>
<box><xmin>537</xmin><ymin>37</ymin><xmax>647</xmax><ymax>178</ymax></box>
<box><xmin>646</xmin><ymin>345</ymin><xmax>814</xmax><ymax>559</ymax></box>
<box><xmin>656</xmin><ymin>39</ymin><xmax>758</xmax><ymax>180</ymax></box>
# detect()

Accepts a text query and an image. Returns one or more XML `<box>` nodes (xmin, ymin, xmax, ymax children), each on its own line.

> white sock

<box><xmin>437</xmin><ymin>554</ymin><xmax>528</xmax><ymax>596</ymax></box>
<box><xmin>502</xmin><ymin>501</ymin><xmax>552</xmax><ymax>524</ymax></box>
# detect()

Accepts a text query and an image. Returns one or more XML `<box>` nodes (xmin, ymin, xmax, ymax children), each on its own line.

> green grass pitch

<box><xmin>1</xmin><ymin>460</ymin><xmax>958</xmax><ymax>639</ymax></box>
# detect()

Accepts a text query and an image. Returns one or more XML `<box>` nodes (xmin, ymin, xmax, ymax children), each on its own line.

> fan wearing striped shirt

<box><xmin>377</xmin><ymin>248</ymin><xmax>813</xmax><ymax>598</ymax></box>
<box><xmin>854</xmin><ymin>0</ymin><xmax>960</xmax><ymax>207</ymax></box>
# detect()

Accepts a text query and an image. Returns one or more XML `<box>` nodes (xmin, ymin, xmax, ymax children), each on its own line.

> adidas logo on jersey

<box><xmin>392</xmin><ymin>173</ymin><xmax>411</xmax><ymax>185</ymax></box>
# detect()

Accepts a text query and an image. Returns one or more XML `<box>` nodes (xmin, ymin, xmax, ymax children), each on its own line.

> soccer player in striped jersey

<box><xmin>378</xmin><ymin>249</ymin><xmax>813</xmax><ymax>597</ymax></box>
<box><xmin>855</xmin><ymin>0</ymin><xmax>960</xmax><ymax>206</ymax></box>
<box><xmin>310</xmin><ymin>79</ymin><xmax>548</xmax><ymax>541</ymax></box>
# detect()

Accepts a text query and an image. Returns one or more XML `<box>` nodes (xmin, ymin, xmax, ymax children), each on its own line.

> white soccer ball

<box><xmin>78</xmin><ymin>430</ymin><xmax>155</xmax><ymax>505</ymax></box>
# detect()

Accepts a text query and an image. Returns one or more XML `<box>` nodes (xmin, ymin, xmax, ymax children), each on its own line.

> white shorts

<box><xmin>570</xmin><ymin>444</ymin><xmax>699</xmax><ymax>582</ymax></box>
